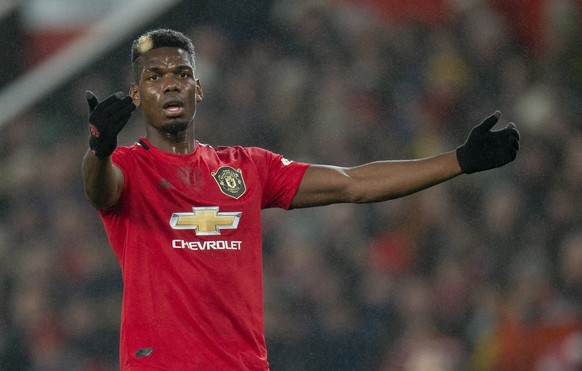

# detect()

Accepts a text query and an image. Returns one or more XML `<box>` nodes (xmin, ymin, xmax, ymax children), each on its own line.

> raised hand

<box><xmin>456</xmin><ymin>111</ymin><xmax>520</xmax><ymax>174</ymax></box>
<box><xmin>86</xmin><ymin>90</ymin><xmax>136</xmax><ymax>157</ymax></box>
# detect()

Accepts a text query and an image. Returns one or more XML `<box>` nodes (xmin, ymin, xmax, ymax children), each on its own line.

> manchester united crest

<box><xmin>212</xmin><ymin>166</ymin><xmax>246</xmax><ymax>199</ymax></box>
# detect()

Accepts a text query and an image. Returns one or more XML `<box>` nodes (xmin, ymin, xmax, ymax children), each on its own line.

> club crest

<box><xmin>212</xmin><ymin>166</ymin><xmax>246</xmax><ymax>199</ymax></box>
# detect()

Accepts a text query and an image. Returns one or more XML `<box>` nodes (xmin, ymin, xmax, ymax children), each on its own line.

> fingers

<box><xmin>87</xmin><ymin>91</ymin><xmax>135</xmax><ymax>135</ymax></box>
<box><xmin>476</xmin><ymin>110</ymin><xmax>502</xmax><ymax>133</ymax></box>
<box><xmin>109</xmin><ymin>99</ymin><xmax>137</xmax><ymax>125</ymax></box>
<box><xmin>87</xmin><ymin>90</ymin><xmax>127</xmax><ymax>113</ymax></box>
<box><xmin>506</xmin><ymin>122</ymin><xmax>520</xmax><ymax>138</ymax></box>
<box><xmin>85</xmin><ymin>90</ymin><xmax>99</xmax><ymax>112</ymax></box>
<box><xmin>504</xmin><ymin>122</ymin><xmax>520</xmax><ymax>151</ymax></box>
<box><xmin>99</xmin><ymin>92</ymin><xmax>126</xmax><ymax>107</ymax></box>
<box><xmin>511</xmin><ymin>136</ymin><xmax>520</xmax><ymax>152</ymax></box>
<box><xmin>97</xmin><ymin>94</ymin><xmax>135</xmax><ymax>117</ymax></box>
<box><xmin>107</xmin><ymin>95</ymin><xmax>135</xmax><ymax>112</ymax></box>
<box><xmin>102</xmin><ymin>97</ymin><xmax>135</xmax><ymax>132</ymax></box>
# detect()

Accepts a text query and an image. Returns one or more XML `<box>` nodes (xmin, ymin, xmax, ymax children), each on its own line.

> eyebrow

<box><xmin>143</xmin><ymin>65</ymin><xmax>193</xmax><ymax>73</ymax></box>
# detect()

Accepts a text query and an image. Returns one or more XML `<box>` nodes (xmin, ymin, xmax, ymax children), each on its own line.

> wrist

<box><xmin>456</xmin><ymin>145</ymin><xmax>476</xmax><ymax>174</ymax></box>
<box><xmin>452</xmin><ymin>148</ymin><xmax>463</xmax><ymax>175</ymax></box>
<box><xmin>89</xmin><ymin>135</ymin><xmax>117</xmax><ymax>158</ymax></box>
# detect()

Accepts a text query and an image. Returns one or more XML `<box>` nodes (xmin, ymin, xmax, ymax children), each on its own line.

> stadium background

<box><xmin>1</xmin><ymin>0</ymin><xmax>582</xmax><ymax>369</ymax></box>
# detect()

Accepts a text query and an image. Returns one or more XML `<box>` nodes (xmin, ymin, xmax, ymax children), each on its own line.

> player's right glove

<box><xmin>86</xmin><ymin>90</ymin><xmax>136</xmax><ymax>157</ymax></box>
<box><xmin>456</xmin><ymin>111</ymin><xmax>520</xmax><ymax>174</ymax></box>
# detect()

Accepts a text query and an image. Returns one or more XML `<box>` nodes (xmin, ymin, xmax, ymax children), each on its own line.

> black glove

<box><xmin>86</xmin><ymin>90</ymin><xmax>136</xmax><ymax>157</ymax></box>
<box><xmin>456</xmin><ymin>111</ymin><xmax>520</xmax><ymax>174</ymax></box>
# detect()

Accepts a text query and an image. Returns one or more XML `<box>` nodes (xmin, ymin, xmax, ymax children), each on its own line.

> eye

<box><xmin>148</xmin><ymin>74</ymin><xmax>159</xmax><ymax>81</ymax></box>
<box><xmin>178</xmin><ymin>71</ymin><xmax>191</xmax><ymax>78</ymax></box>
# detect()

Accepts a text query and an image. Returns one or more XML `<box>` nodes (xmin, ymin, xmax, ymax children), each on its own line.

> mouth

<box><xmin>162</xmin><ymin>100</ymin><xmax>184</xmax><ymax>117</ymax></box>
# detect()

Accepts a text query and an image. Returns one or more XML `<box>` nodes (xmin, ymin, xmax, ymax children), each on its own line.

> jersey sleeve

<box><xmin>246</xmin><ymin>147</ymin><xmax>310</xmax><ymax>210</ymax></box>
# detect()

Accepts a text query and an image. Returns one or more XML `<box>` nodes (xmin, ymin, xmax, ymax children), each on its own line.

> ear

<box><xmin>195</xmin><ymin>79</ymin><xmax>203</xmax><ymax>102</ymax></box>
<box><xmin>130</xmin><ymin>83</ymin><xmax>141</xmax><ymax>107</ymax></box>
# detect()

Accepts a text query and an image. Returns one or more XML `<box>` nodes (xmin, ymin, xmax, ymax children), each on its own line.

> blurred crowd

<box><xmin>1</xmin><ymin>0</ymin><xmax>582</xmax><ymax>370</ymax></box>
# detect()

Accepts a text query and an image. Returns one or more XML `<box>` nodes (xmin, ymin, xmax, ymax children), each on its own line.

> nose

<box><xmin>163</xmin><ymin>75</ymin><xmax>180</xmax><ymax>93</ymax></box>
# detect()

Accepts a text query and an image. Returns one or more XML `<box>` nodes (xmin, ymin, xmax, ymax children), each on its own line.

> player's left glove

<box><xmin>456</xmin><ymin>111</ymin><xmax>520</xmax><ymax>174</ymax></box>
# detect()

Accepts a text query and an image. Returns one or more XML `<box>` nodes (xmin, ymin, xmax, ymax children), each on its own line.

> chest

<box><xmin>135</xmin><ymin>154</ymin><xmax>260</xmax><ymax>207</ymax></box>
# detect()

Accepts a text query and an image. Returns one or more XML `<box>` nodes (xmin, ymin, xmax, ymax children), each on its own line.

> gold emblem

<box><xmin>170</xmin><ymin>207</ymin><xmax>241</xmax><ymax>236</ymax></box>
<box><xmin>212</xmin><ymin>166</ymin><xmax>246</xmax><ymax>199</ymax></box>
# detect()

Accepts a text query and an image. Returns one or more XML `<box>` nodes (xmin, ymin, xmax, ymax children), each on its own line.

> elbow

<box><xmin>344</xmin><ymin>184</ymin><xmax>402</xmax><ymax>204</ymax></box>
<box><xmin>343</xmin><ymin>185</ymin><xmax>382</xmax><ymax>204</ymax></box>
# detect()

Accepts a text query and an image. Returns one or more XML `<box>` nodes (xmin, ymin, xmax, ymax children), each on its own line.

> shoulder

<box><xmin>222</xmin><ymin>145</ymin><xmax>278</xmax><ymax>158</ymax></box>
<box><xmin>114</xmin><ymin>142</ymin><xmax>143</xmax><ymax>155</ymax></box>
<box><xmin>110</xmin><ymin>142</ymin><xmax>144</xmax><ymax>167</ymax></box>
<box><xmin>199</xmin><ymin>143</ymin><xmax>308</xmax><ymax>169</ymax></box>
<box><xmin>204</xmin><ymin>143</ymin><xmax>272</xmax><ymax>161</ymax></box>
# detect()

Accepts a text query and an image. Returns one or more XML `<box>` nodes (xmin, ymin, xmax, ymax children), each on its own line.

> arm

<box><xmin>291</xmin><ymin>111</ymin><xmax>520</xmax><ymax>209</ymax></box>
<box><xmin>81</xmin><ymin>90</ymin><xmax>135</xmax><ymax>209</ymax></box>
<box><xmin>82</xmin><ymin>149</ymin><xmax>124</xmax><ymax>209</ymax></box>
<box><xmin>291</xmin><ymin>151</ymin><xmax>461</xmax><ymax>208</ymax></box>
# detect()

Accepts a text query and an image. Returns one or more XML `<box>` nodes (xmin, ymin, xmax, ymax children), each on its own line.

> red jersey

<box><xmin>98</xmin><ymin>138</ymin><xmax>310</xmax><ymax>370</ymax></box>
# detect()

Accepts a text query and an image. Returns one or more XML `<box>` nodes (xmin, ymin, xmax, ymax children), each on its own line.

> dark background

<box><xmin>1</xmin><ymin>0</ymin><xmax>582</xmax><ymax>369</ymax></box>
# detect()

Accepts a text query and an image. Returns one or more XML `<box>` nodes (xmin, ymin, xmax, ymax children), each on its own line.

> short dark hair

<box><xmin>131</xmin><ymin>28</ymin><xmax>196</xmax><ymax>82</ymax></box>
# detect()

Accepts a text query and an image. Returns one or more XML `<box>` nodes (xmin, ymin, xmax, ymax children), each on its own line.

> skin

<box><xmin>82</xmin><ymin>46</ymin><xmax>462</xmax><ymax>210</ymax></box>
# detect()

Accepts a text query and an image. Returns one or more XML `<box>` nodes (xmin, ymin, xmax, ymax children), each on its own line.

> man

<box><xmin>82</xmin><ymin>28</ymin><xmax>519</xmax><ymax>370</ymax></box>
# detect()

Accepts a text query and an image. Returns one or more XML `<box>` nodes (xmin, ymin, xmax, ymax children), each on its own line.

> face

<box><xmin>130</xmin><ymin>47</ymin><xmax>203</xmax><ymax>134</ymax></box>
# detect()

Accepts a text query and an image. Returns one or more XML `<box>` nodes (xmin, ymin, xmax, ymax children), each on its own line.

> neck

<box><xmin>145</xmin><ymin>125</ymin><xmax>196</xmax><ymax>154</ymax></box>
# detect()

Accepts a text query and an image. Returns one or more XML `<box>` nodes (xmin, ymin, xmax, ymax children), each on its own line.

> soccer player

<box><xmin>81</xmin><ymin>28</ymin><xmax>519</xmax><ymax>370</ymax></box>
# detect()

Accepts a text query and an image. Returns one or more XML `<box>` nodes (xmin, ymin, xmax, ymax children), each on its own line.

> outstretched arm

<box><xmin>81</xmin><ymin>91</ymin><xmax>135</xmax><ymax>209</ymax></box>
<box><xmin>291</xmin><ymin>111</ymin><xmax>520</xmax><ymax>208</ymax></box>
<box><xmin>291</xmin><ymin>151</ymin><xmax>461</xmax><ymax>208</ymax></box>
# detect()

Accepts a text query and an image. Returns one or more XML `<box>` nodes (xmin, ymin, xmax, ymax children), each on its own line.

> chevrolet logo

<box><xmin>169</xmin><ymin>207</ymin><xmax>242</xmax><ymax>236</ymax></box>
